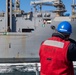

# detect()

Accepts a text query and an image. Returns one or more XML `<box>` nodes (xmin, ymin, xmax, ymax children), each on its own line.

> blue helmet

<box><xmin>57</xmin><ymin>21</ymin><xmax>72</xmax><ymax>34</ymax></box>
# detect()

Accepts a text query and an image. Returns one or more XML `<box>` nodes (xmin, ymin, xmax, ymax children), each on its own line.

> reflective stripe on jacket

<box><xmin>39</xmin><ymin>36</ymin><xmax>74</xmax><ymax>75</ymax></box>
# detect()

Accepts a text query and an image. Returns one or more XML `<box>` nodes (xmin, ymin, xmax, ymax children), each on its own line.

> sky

<box><xmin>0</xmin><ymin>0</ymin><xmax>74</xmax><ymax>15</ymax></box>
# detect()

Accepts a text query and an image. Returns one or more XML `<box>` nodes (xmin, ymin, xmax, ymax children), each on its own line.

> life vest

<box><xmin>39</xmin><ymin>36</ymin><xmax>74</xmax><ymax>75</ymax></box>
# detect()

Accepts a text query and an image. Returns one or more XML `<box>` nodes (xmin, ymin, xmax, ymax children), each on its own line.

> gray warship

<box><xmin>0</xmin><ymin>0</ymin><xmax>76</xmax><ymax>74</ymax></box>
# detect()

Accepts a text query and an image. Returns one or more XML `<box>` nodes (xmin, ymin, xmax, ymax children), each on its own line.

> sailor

<box><xmin>39</xmin><ymin>21</ymin><xmax>76</xmax><ymax>75</ymax></box>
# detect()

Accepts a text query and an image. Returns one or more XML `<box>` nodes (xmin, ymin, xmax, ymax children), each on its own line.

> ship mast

<box><xmin>14</xmin><ymin>0</ymin><xmax>23</xmax><ymax>15</ymax></box>
<box><xmin>15</xmin><ymin>0</ymin><xmax>20</xmax><ymax>10</ymax></box>
<box><xmin>53</xmin><ymin>0</ymin><xmax>66</xmax><ymax>16</ymax></box>
<box><xmin>71</xmin><ymin>0</ymin><xmax>76</xmax><ymax>19</ymax></box>
<box><xmin>6</xmin><ymin>0</ymin><xmax>21</xmax><ymax>32</ymax></box>
<box><xmin>6</xmin><ymin>0</ymin><xmax>12</xmax><ymax>32</ymax></box>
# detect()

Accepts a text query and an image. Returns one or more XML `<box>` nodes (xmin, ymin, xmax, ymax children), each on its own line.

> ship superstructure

<box><xmin>0</xmin><ymin>0</ymin><xmax>54</xmax><ymax>63</ymax></box>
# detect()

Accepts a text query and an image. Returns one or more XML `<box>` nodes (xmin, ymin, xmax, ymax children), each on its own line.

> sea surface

<box><xmin>0</xmin><ymin>63</ymin><xmax>40</xmax><ymax>75</ymax></box>
<box><xmin>0</xmin><ymin>63</ymin><xmax>75</xmax><ymax>75</ymax></box>
<box><xmin>0</xmin><ymin>71</ymin><xmax>39</xmax><ymax>75</ymax></box>
<box><xmin>0</xmin><ymin>69</ymin><xmax>76</xmax><ymax>75</ymax></box>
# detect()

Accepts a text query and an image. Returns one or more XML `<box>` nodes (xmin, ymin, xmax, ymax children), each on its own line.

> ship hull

<box><xmin>0</xmin><ymin>18</ymin><xmax>76</xmax><ymax>63</ymax></box>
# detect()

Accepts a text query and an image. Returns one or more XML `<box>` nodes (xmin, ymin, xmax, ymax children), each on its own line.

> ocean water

<box><xmin>0</xmin><ymin>67</ymin><xmax>40</xmax><ymax>75</ymax></box>
<box><xmin>0</xmin><ymin>71</ymin><xmax>38</xmax><ymax>75</ymax></box>
<box><xmin>0</xmin><ymin>69</ymin><xmax>75</xmax><ymax>75</ymax></box>
<box><xmin>0</xmin><ymin>63</ymin><xmax>75</xmax><ymax>75</ymax></box>
<box><xmin>0</xmin><ymin>69</ymin><xmax>76</xmax><ymax>75</ymax></box>
<box><xmin>0</xmin><ymin>63</ymin><xmax>40</xmax><ymax>75</ymax></box>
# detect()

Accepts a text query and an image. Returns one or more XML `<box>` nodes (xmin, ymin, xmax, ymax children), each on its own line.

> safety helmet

<box><xmin>57</xmin><ymin>21</ymin><xmax>72</xmax><ymax>34</ymax></box>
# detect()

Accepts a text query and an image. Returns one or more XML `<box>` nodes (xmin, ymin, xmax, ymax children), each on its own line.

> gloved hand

<box><xmin>68</xmin><ymin>38</ymin><xmax>76</xmax><ymax>44</ymax></box>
